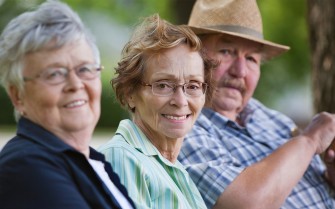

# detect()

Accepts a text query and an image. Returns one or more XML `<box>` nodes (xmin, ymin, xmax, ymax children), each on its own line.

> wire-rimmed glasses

<box><xmin>23</xmin><ymin>64</ymin><xmax>103</xmax><ymax>85</ymax></box>
<box><xmin>142</xmin><ymin>81</ymin><xmax>207</xmax><ymax>97</ymax></box>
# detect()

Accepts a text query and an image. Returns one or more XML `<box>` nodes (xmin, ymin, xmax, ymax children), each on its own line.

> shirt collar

<box><xmin>202</xmin><ymin>98</ymin><xmax>258</xmax><ymax>126</ymax></box>
<box><xmin>116</xmin><ymin>119</ymin><xmax>187</xmax><ymax>169</ymax></box>
<box><xmin>17</xmin><ymin>117</ymin><xmax>102</xmax><ymax>160</ymax></box>
<box><xmin>17</xmin><ymin>117</ymin><xmax>75</xmax><ymax>153</ymax></box>
<box><xmin>115</xmin><ymin>119</ymin><xmax>159</xmax><ymax>156</ymax></box>
<box><xmin>239</xmin><ymin>98</ymin><xmax>257</xmax><ymax>123</ymax></box>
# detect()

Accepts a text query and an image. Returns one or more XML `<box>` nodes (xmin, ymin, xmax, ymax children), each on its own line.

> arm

<box><xmin>214</xmin><ymin>112</ymin><xmax>335</xmax><ymax>209</ymax></box>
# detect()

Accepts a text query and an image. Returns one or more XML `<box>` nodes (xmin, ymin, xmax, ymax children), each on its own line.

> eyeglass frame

<box><xmin>141</xmin><ymin>81</ymin><xmax>208</xmax><ymax>97</ymax></box>
<box><xmin>23</xmin><ymin>63</ymin><xmax>103</xmax><ymax>85</ymax></box>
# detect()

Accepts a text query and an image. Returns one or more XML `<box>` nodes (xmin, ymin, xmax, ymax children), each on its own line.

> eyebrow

<box><xmin>150</xmin><ymin>73</ymin><xmax>204</xmax><ymax>81</ymax></box>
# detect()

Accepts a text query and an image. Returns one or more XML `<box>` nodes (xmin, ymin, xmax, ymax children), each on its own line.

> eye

<box><xmin>43</xmin><ymin>68</ymin><xmax>66</xmax><ymax>80</ymax></box>
<box><xmin>155</xmin><ymin>82</ymin><xmax>173</xmax><ymax>89</ymax></box>
<box><xmin>246</xmin><ymin>52</ymin><xmax>261</xmax><ymax>64</ymax></box>
<box><xmin>77</xmin><ymin>65</ymin><xmax>93</xmax><ymax>74</ymax></box>
<box><xmin>246</xmin><ymin>56</ymin><xmax>257</xmax><ymax>63</ymax></box>
<box><xmin>186</xmin><ymin>82</ymin><xmax>201</xmax><ymax>90</ymax></box>
<box><xmin>219</xmin><ymin>48</ymin><xmax>232</xmax><ymax>55</ymax></box>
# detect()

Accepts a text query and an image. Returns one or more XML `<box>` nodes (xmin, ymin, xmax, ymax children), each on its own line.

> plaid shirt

<box><xmin>178</xmin><ymin>98</ymin><xmax>335</xmax><ymax>209</ymax></box>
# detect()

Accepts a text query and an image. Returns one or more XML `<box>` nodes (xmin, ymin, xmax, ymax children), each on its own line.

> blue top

<box><xmin>0</xmin><ymin>117</ymin><xmax>135</xmax><ymax>209</ymax></box>
<box><xmin>179</xmin><ymin>98</ymin><xmax>335</xmax><ymax>208</ymax></box>
<box><xmin>99</xmin><ymin>119</ymin><xmax>207</xmax><ymax>209</ymax></box>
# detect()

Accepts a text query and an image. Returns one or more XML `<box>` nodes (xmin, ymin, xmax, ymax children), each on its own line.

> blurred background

<box><xmin>0</xmin><ymin>0</ymin><xmax>313</xmax><ymax>146</ymax></box>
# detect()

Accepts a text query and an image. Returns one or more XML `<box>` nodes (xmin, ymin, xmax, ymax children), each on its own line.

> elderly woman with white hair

<box><xmin>0</xmin><ymin>1</ymin><xmax>134</xmax><ymax>208</ymax></box>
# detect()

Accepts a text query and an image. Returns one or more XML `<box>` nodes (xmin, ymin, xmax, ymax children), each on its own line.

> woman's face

<box><xmin>130</xmin><ymin>44</ymin><xmax>206</xmax><ymax>141</ymax></box>
<box><xmin>17</xmin><ymin>38</ymin><xmax>101</xmax><ymax>137</ymax></box>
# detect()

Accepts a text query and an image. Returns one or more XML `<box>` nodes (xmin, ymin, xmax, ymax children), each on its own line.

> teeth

<box><xmin>65</xmin><ymin>100</ymin><xmax>86</xmax><ymax>108</ymax></box>
<box><xmin>164</xmin><ymin>115</ymin><xmax>187</xmax><ymax>120</ymax></box>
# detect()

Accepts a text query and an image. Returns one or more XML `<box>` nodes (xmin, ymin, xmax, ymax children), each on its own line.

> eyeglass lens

<box><xmin>151</xmin><ymin>81</ymin><xmax>206</xmax><ymax>96</ymax></box>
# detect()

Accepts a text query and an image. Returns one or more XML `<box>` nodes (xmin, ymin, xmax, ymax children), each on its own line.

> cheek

<box><xmin>22</xmin><ymin>92</ymin><xmax>59</xmax><ymax>121</ymax></box>
<box><xmin>89</xmin><ymin>81</ymin><xmax>102</xmax><ymax>105</ymax></box>
<box><xmin>134</xmin><ymin>102</ymin><xmax>160</xmax><ymax>128</ymax></box>
<box><xmin>214</xmin><ymin>64</ymin><xmax>229</xmax><ymax>79</ymax></box>
<box><xmin>133</xmin><ymin>93</ymin><xmax>158</xmax><ymax>115</ymax></box>
<box><xmin>244</xmin><ymin>73</ymin><xmax>260</xmax><ymax>99</ymax></box>
<box><xmin>94</xmin><ymin>87</ymin><xmax>102</xmax><ymax>105</ymax></box>
<box><xmin>93</xmin><ymin>80</ymin><xmax>102</xmax><ymax>95</ymax></box>
<box><xmin>248</xmin><ymin>72</ymin><xmax>260</xmax><ymax>90</ymax></box>
<box><xmin>25</xmin><ymin>86</ymin><xmax>58</xmax><ymax>109</ymax></box>
<box><xmin>191</xmin><ymin>97</ymin><xmax>206</xmax><ymax>114</ymax></box>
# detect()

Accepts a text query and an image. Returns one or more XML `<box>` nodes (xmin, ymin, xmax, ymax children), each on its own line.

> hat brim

<box><xmin>189</xmin><ymin>26</ymin><xmax>290</xmax><ymax>60</ymax></box>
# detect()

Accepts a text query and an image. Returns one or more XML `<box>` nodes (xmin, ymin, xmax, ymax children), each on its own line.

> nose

<box><xmin>63</xmin><ymin>70</ymin><xmax>84</xmax><ymax>91</ymax></box>
<box><xmin>170</xmin><ymin>86</ymin><xmax>188</xmax><ymax>107</ymax></box>
<box><xmin>229</xmin><ymin>56</ymin><xmax>247</xmax><ymax>78</ymax></box>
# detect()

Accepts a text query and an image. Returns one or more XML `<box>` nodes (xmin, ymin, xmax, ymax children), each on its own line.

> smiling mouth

<box><xmin>64</xmin><ymin>100</ymin><xmax>87</xmax><ymax>108</ymax></box>
<box><xmin>162</xmin><ymin>114</ymin><xmax>190</xmax><ymax>120</ymax></box>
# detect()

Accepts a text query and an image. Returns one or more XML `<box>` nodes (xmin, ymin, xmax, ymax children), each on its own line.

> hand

<box><xmin>324</xmin><ymin>146</ymin><xmax>335</xmax><ymax>188</ymax></box>
<box><xmin>301</xmin><ymin>112</ymin><xmax>335</xmax><ymax>154</ymax></box>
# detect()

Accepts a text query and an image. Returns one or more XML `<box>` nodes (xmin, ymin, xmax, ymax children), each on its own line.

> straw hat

<box><xmin>188</xmin><ymin>0</ymin><xmax>290</xmax><ymax>59</ymax></box>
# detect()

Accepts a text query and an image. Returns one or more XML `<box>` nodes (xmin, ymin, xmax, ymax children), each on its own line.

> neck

<box><xmin>155</xmin><ymin>139</ymin><xmax>183</xmax><ymax>163</ymax></box>
<box><xmin>147</xmin><ymin>133</ymin><xmax>183</xmax><ymax>164</ymax></box>
<box><xmin>134</xmin><ymin>119</ymin><xmax>183</xmax><ymax>163</ymax></box>
<box><xmin>210</xmin><ymin>106</ymin><xmax>244</xmax><ymax>126</ymax></box>
<box><xmin>214</xmin><ymin>108</ymin><xmax>238</xmax><ymax>121</ymax></box>
<box><xmin>53</xmin><ymin>129</ymin><xmax>92</xmax><ymax>158</ymax></box>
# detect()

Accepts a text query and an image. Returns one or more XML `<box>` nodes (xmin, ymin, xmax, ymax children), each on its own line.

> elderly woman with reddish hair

<box><xmin>99</xmin><ymin>14</ymin><xmax>216</xmax><ymax>209</ymax></box>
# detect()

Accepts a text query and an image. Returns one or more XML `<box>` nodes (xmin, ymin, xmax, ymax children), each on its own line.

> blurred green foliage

<box><xmin>256</xmin><ymin>0</ymin><xmax>310</xmax><ymax>103</ymax></box>
<box><xmin>0</xmin><ymin>0</ymin><xmax>173</xmax><ymax>128</ymax></box>
<box><xmin>0</xmin><ymin>0</ymin><xmax>310</xmax><ymax>127</ymax></box>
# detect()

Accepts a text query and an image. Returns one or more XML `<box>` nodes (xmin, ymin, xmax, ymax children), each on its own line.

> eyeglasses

<box><xmin>142</xmin><ymin>81</ymin><xmax>208</xmax><ymax>97</ymax></box>
<box><xmin>23</xmin><ymin>64</ymin><xmax>103</xmax><ymax>85</ymax></box>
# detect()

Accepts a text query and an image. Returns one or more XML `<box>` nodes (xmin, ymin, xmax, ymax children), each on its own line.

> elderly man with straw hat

<box><xmin>178</xmin><ymin>0</ymin><xmax>335</xmax><ymax>208</ymax></box>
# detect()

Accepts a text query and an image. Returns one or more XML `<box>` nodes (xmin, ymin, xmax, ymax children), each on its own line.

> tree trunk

<box><xmin>171</xmin><ymin>0</ymin><xmax>196</xmax><ymax>24</ymax></box>
<box><xmin>307</xmin><ymin>0</ymin><xmax>335</xmax><ymax>114</ymax></box>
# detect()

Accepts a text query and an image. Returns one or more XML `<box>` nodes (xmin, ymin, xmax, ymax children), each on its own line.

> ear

<box><xmin>8</xmin><ymin>85</ymin><xmax>24</xmax><ymax>111</ymax></box>
<box><xmin>127</xmin><ymin>94</ymin><xmax>136</xmax><ymax>109</ymax></box>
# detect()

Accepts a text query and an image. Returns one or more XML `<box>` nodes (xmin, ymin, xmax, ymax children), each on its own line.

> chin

<box><xmin>65</xmin><ymin>117</ymin><xmax>96</xmax><ymax>131</ymax></box>
<box><xmin>165</xmin><ymin>129</ymin><xmax>189</xmax><ymax>140</ymax></box>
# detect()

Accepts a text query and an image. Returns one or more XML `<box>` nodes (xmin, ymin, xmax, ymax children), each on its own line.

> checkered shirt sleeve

<box><xmin>179</xmin><ymin>98</ymin><xmax>335</xmax><ymax>208</ymax></box>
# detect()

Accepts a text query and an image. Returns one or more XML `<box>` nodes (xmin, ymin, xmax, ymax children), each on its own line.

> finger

<box><xmin>324</xmin><ymin>149</ymin><xmax>335</xmax><ymax>164</ymax></box>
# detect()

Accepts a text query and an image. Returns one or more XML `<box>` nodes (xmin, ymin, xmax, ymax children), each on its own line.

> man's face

<box><xmin>202</xmin><ymin>34</ymin><xmax>262</xmax><ymax>120</ymax></box>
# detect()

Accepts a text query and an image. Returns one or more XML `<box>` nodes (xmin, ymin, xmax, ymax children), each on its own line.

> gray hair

<box><xmin>0</xmin><ymin>0</ymin><xmax>100</xmax><ymax>120</ymax></box>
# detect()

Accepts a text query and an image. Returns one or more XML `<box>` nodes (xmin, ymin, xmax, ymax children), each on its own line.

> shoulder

<box><xmin>0</xmin><ymin>136</ymin><xmax>89</xmax><ymax>208</ymax></box>
<box><xmin>0</xmin><ymin>135</ymin><xmax>64</xmax><ymax>169</ymax></box>
<box><xmin>249</xmin><ymin>98</ymin><xmax>296</xmax><ymax>126</ymax></box>
<box><xmin>99</xmin><ymin>135</ymin><xmax>154</xmax><ymax>176</ymax></box>
<box><xmin>249</xmin><ymin>98</ymin><xmax>288</xmax><ymax>117</ymax></box>
<box><xmin>98</xmin><ymin>134</ymin><xmax>141</xmax><ymax>161</ymax></box>
<box><xmin>185</xmin><ymin>109</ymin><xmax>223</xmax><ymax>145</ymax></box>
<box><xmin>192</xmin><ymin>110</ymin><xmax>218</xmax><ymax>134</ymax></box>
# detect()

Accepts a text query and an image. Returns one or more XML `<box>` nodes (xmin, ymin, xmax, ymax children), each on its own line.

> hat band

<box><xmin>206</xmin><ymin>25</ymin><xmax>264</xmax><ymax>40</ymax></box>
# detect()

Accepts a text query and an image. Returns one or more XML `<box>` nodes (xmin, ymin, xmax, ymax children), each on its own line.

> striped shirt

<box><xmin>178</xmin><ymin>98</ymin><xmax>335</xmax><ymax>209</ymax></box>
<box><xmin>99</xmin><ymin>119</ymin><xmax>207</xmax><ymax>209</ymax></box>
